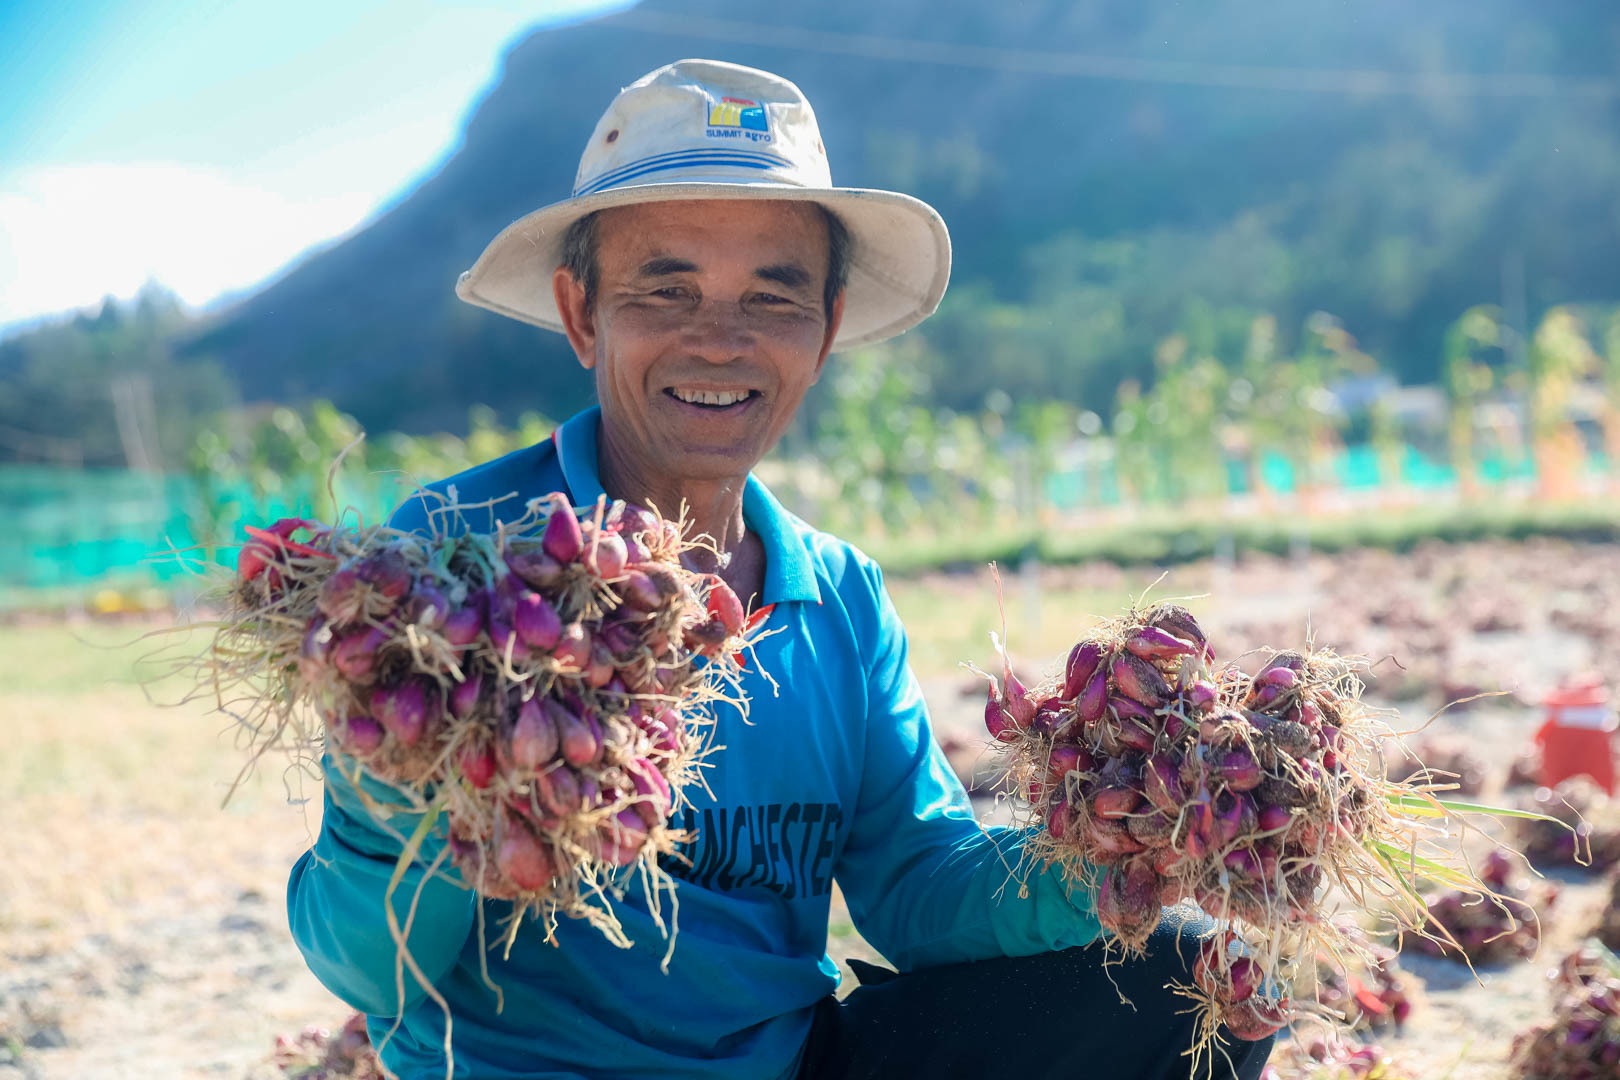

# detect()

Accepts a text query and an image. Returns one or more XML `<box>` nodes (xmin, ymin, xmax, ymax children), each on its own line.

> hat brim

<box><xmin>455</xmin><ymin>181</ymin><xmax>951</xmax><ymax>351</ymax></box>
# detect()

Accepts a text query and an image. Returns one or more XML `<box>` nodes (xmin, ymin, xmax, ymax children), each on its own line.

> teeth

<box><xmin>673</xmin><ymin>388</ymin><xmax>750</xmax><ymax>406</ymax></box>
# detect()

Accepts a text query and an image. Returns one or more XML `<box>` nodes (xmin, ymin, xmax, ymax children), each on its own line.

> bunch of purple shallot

<box><xmin>193</xmin><ymin>493</ymin><xmax>760</xmax><ymax>948</ymax></box>
<box><xmin>978</xmin><ymin>596</ymin><xmax>1552</xmax><ymax>1058</ymax></box>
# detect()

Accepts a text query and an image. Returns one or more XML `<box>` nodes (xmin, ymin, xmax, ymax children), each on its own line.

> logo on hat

<box><xmin>706</xmin><ymin>94</ymin><xmax>772</xmax><ymax>143</ymax></box>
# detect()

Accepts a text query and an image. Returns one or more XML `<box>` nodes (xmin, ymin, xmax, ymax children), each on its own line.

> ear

<box><xmin>553</xmin><ymin>266</ymin><xmax>598</xmax><ymax>369</ymax></box>
<box><xmin>811</xmin><ymin>290</ymin><xmax>846</xmax><ymax>383</ymax></box>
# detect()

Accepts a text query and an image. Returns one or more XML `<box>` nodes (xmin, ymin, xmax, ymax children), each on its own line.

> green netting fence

<box><xmin>0</xmin><ymin>466</ymin><xmax>409</xmax><ymax>603</ymax></box>
<box><xmin>0</xmin><ymin>442</ymin><xmax>1606</xmax><ymax>606</ymax></box>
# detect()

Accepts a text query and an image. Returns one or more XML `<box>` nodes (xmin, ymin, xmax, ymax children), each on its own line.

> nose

<box><xmin>680</xmin><ymin>299</ymin><xmax>755</xmax><ymax>363</ymax></box>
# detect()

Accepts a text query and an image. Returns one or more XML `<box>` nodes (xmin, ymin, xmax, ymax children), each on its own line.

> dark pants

<box><xmin>796</xmin><ymin>908</ymin><xmax>1276</xmax><ymax>1079</ymax></box>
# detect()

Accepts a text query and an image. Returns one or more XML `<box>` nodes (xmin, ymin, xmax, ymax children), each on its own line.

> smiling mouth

<box><xmin>666</xmin><ymin>388</ymin><xmax>760</xmax><ymax>409</ymax></box>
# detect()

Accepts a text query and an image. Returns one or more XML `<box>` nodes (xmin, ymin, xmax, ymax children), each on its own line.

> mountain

<box><xmin>180</xmin><ymin>0</ymin><xmax>1620</xmax><ymax>433</ymax></box>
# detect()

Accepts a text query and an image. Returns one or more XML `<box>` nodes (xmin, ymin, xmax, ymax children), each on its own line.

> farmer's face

<box><xmin>554</xmin><ymin>199</ymin><xmax>843</xmax><ymax>487</ymax></box>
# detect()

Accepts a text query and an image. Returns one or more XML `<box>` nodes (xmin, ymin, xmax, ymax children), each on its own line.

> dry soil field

<box><xmin>3</xmin><ymin>537</ymin><xmax>1618</xmax><ymax>1079</ymax></box>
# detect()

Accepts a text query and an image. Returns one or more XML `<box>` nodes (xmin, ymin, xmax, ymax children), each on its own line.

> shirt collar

<box><xmin>554</xmin><ymin>406</ymin><xmax>609</xmax><ymax>507</ymax></box>
<box><xmin>554</xmin><ymin>406</ymin><xmax>822</xmax><ymax>606</ymax></box>
<box><xmin>743</xmin><ymin>474</ymin><xmax>821</xmax><ymax>605</ymax></box>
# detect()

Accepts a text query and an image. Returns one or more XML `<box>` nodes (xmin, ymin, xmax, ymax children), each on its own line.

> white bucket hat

<box><xmin>455</xmin><ymin>58</ymin><xmax>951</xmax><ymax>350</ymax></box>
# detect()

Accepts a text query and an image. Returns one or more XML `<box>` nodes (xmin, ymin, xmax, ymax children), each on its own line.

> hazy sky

<box><xmin>0</xmin><ymin>0</ymin><xmax>626</xmax><ymax>329</ymax></box>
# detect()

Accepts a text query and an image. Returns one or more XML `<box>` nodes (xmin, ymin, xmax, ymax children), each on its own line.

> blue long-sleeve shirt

<box><xmin>287</xmin><ymin>406</ymin><xmax>1100</xmax><ymax>1079</ymax></box>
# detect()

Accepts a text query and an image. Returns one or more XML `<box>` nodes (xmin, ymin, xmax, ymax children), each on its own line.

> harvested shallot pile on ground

<box><xmin>1592</xmin><ymin>872</ymin><xmax>1620</xmax><ymax>953</ymax></box>
<box><xmin>1312</xmin><ymin>946</ymin><xmax>1418</xmax><ymax>1032</ymax></box>
<box><xmin>269</xmin><ymin>1013</ymin><xmax>382</xmax><ymax>1079</ymax></box>
<box><xmin>1509</xmin><ymin>939</ymin><xmax>1620</xmax><ymax>1079</ymax></box>
<box><xmin>1258</xmin><ymin>1035</ymin><xmax>1413</xmax><ymax>1080</ymax></box>
<box><xmin>1404</xmin><ymin>851</ymin><xmax>1547</xmax><ymax>966</ymax></box>
<box><xmin>977</xmin><ymin>591</ymin><xmax>1557</xmax><ymax>1060</ymax></box>
<box><xmin>1516</xmin><ymin>778</ymin><xmax>1620</xmax><ymax>873</ymax></box>
<box><xmin>169</xmin><ymin>493</ymin><xmax>759</xmax><ymax>950</ymax></box>
<box><xmin>1505</xmin><ymin>748</ymin><xmax>1543</xmax><ymax>790</ymax></box>
<box><xmin>1384</xmin><ymin>737</ymin><xmax>1487</xmax><ymax>798</ymax></box>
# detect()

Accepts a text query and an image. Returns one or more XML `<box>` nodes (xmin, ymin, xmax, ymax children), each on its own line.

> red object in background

<box><xmin>1535</xmin><ymin>677</ymin><xmax>1617</xmax><ymax>795</ymax></box>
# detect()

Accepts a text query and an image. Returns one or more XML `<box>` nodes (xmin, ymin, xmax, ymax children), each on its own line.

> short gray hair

<box><xmin>561</xmin><ymin>204</ymin><xmax>851</xmax><ymax>319</ymax></box>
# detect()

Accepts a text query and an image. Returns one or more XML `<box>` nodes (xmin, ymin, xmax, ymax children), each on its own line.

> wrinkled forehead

<box><xmin>593</xmin><ymin>199</ymin><xmax>833</xmax><ymax>278</ymax></box>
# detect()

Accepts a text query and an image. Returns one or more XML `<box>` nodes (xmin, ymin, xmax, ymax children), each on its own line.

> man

<box><xmin>288</xmin><ymin>59</ymin><xmax>1274</xmax><ymax>1079</ymax></box>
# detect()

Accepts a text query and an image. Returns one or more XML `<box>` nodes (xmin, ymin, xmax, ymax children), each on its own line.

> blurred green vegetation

<box><xmin>386</xmin><ymin>4</ymin><xmax>1611</xmax><ymax>434</ymax></box>
<box><xmin>183</xmin><ymin>399</ymin><xmax>554</xmax><ymax>557</ymax></box>
<box><xmin>3</xmin><ymin>0</ymin><xmax>1613</xmax><ymax>439</ymax></box>
<box><xmin>0</xmin><ymin>287</ymin><xmax>236</xmax><ymax>468</ymax></box>
<box><xmin>3</xmin><ymin>294</ymin><xmax>1618</xmax><ymax>604</ymax></box>
<box><xmin>5</xmin><ymin>0</ymin><xmax>1620</xmax><ymax>598</ymax></box>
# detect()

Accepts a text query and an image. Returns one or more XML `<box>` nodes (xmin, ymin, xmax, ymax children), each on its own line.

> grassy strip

<box><xmin>0</xmin><ymin>620</ymin><xmax>164</xmax><ymax>693</ymax></box>
<box><xmin>860</xmin><ymin>499</ymin><xmax>1620</xmax><ymax>575</ymax></box>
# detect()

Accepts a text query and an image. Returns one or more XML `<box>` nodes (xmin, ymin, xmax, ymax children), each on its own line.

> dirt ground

<box><xmin>3</xmin><ymin>537</ymin><xmax>1618</xmax><ymax>1078</ymax></box>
